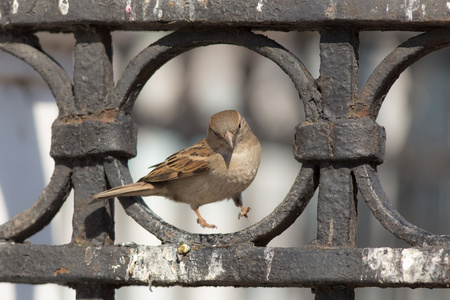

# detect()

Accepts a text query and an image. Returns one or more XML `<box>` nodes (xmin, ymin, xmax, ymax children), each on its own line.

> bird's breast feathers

<box><xmin>212</xmin><ymin>138</ymin><xmax>261</xmax><ymax>185</ymax></box>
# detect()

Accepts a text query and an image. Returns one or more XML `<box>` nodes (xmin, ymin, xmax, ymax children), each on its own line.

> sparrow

<box><xmin>90</xmin><ymin>110</ymin><xmax>261</xmax><ymax>229</ymax></box>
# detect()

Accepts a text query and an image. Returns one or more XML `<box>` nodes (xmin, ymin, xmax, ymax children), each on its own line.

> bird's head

<box><xmin>206</xmin><ymin>110</ymin><xmax>250</xmax><ymax>152</ymax></box>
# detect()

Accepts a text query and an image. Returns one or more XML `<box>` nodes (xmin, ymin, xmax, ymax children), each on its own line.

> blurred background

<box><xmin>0</xmin><ymin>30</ymin><xmax>449</xmax><ymax>300</ymax></box>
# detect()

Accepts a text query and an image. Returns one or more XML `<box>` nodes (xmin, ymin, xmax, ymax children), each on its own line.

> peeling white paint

<box><xmin>111</xmin><ymin>264</ymin><xmax>121</xmax><ymax>271</ymax></box>
<box><xmin>401</xmin><ymin>249</ymin><xmax>423</xmax><ymax>282</ymax></box>
<box><xmin>421</xmin><ymin>4</ymin><xmax>426</xmax><ymax>15</ymax></box>
<box><xmin>178</xmin><ymin>260</ymin><xmax>187</xmax><ymax>275</ymax></box>
<box><xmin>84</xmin><ymin>246</ymin><xmax>98</xmax><ymax>266</ymax></box>
<box><xmin>119</xmin><ymin>256</ymin><xmax>125</xmax><ymax>264</ymax></box>
<box><xmin>386</xmin><ymin>4</ymin><xmax>389</xmax><ymax>13</ymax></box>
<box><xmin>104</xmin><ymin>246</ymin><xmax>450</xmax><ymax>285</ymax></box>
<box><xmin>125</xmin><ymin>245</ymin><xmax>226</xmax><ymax>284</ymax></box>
<box><xmin>257</xmin><ymin>0</ymin><xmax>264</xmax><ymax>12</ymax></box>
<box><xmin>401</xmin><ymin>251</ymin><xmax>414</xmax><ymax>271</ymax></box>
<box><xmin>153</xmin><ymin>0</ymin><xmax>163</xmax><ymax>19</ymax></box>
<box><xmin>58</xmin><ymin>0</ymin><xmax>69</xmax><ymax>15</ymax></box>
<box><xmin>264</xmin><ymin>247</ymin><xmax>275</xmax><ymax>281</ymax></box>
<box><xmin>124</xmin><ymin>246</ymin><xmax>187</xmax><ymax>282</ymax></box>
<box><xmin>362</xmin><ymin>248</ymin><xmax>450</xmax><ymax>284</ymax></box>
<box><xmin>205</xmin><ymin>251</ymin><xmax>225</xmax><ymax>280</ymax></box>
<box><xmin>404</xmin><ymin>0</ymin><xmax>420</xmax><ymax>21</ymax></box>
<box><xmin>363</xmin><ymin>247</ymin><xmax>399</xmax><ymax>283</ymax></box>
<box><xmin>447</xmin><ymin>1</ymin><xmax>450</xmax><ymax>10</ymax></box>
<box><xmin>11</xmin><ymin>0</ymin><xmax>19</xmax><ymax>14</ymax></box>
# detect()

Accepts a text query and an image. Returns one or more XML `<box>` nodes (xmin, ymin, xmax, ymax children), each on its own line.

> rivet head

<box><xmin>177</xmin><ymin>243</ymin><xmax>191</xmax><ymax>255</ymax></box>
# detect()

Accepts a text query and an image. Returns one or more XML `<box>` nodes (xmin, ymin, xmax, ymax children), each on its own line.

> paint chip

<box><xmin>405</xmin><ymin>0</ymin><xmax>420</xmax><ymax>21</ymax></box>
<box><xmin>264</xmin><ymin>247</ymin><xmax>275</xmax><ymax>281</ymax></box>
<box><xmin>54</xmin><ymin>267</ymin><xmax>70</xmax><ymax>276</ymax></box>
<box><xmin>153</xmin><ymin>0</ymin><xmax>163</xmax><ymax>18</ymax></box>
<box><xmin>205</xmin><ymin>251</ymin><xmax>225</xmax><ymax>280</ymax></box>
<box><xmin>363</xmin><ymin>248</ymin><xmax>450</xmax><ymax>284</ymax></box>
<box><xmin>257</xmin><ymin>0</ymin><xmax>264</xmax><ymax>12</ymax></box>
<box><xmin>11</xmin><ymin>0</ymin><xmax>19</xmax><ymax>14</ymax></box>
<box><xmin>59</xmin><ymin>0</ymin><xmax>69</xmax><ymax>15</ymax></box>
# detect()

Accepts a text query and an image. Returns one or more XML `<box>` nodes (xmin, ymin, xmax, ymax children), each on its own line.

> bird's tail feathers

<box><xmin>89</xmin><ymin>182</ymin><xmax>156</xmax><ymax>204</ymax></box>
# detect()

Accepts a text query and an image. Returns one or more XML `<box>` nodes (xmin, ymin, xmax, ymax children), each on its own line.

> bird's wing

<box><xmin>139</xmin><ymin>139</ymin><xmax>212</xmax><ymax>183</ymax></box>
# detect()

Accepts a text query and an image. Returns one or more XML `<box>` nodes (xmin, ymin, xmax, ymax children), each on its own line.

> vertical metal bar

<box><xmin>73</xmin><ymin>27</ymin><xmax>114</xmax><ymax>113</ymax></box>
<box><xmin>71</xmin><ymin>27</ymin><xmax>115</xmax><ymax>300</ymax></box>
<box><xmin>313</xmin><ymin>29</ymin><xmax>360</xmax><ymax>300</ymax></box>
<box><xmin>316</xmin><ymin>165</ymin><xmax>357</xmax><ymax>247</ymax></box>
<box><xmin>318</xmin><ymin>29</ymin><xmax>359</xmax><ymax>121</ymax></box>
<box><xmin>71</xmin><ymin>159</ymin><xmax>114</xmax><ymax>246</ymax></box>
<box><xmin>75</xmin><ymin>283</ymin><xmax>115</xmax><ymax>300</ymax></box>
<box><xmin>314</xmin><ymin>288</ymin><xmax>355</xmax><ymax>300</ymax></box>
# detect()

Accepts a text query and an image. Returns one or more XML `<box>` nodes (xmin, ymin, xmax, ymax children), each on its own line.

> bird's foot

<box><xmin>197</xmin><ymin>218</ymin><xmax>217</xmax><ymax>229</ymax></box>
<box><xmin>194</xmin><ymin>208</ymin><xmax>217</xmax><ymax>229</ymax></box>
<box><xmin>238</xmin><ymin>206</ymin><xmax>251</xmax><ymax>220</ymax></box>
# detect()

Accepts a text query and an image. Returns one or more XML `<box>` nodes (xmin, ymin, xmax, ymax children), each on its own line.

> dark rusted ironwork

<box><xmin>2</xmin><ymin>243</ymin><xmax>450</xmax><ymax>288</ymax></box>
<box><xmin>358</xmin><ymin>29</ymin><xmax>450</xmax><ymax>119</ymax></box>
<box><xmin>355</xmin><ymin>164</ymin><xmax>450</xmax><ymax>247</ymax></box>
<box><xmin>1</xmin><ymin>0</ymin><xmax>449</xmax><ymax>31</ymax></box>
<box><xmin>0</xmin><ymin>162</ymin><xmax>72</xmax><ymax>242</ymax></box>
<box><xmin>0</xmin><ymin>0</ymin><xmax>449</xmax><ymax>300</ymax></box>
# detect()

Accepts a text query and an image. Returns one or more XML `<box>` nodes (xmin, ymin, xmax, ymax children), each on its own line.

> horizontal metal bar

<box><xmin>1</xmin><ymin>243</ymin><xmax>449</xmax><ymax>288</ymax></box>
<box><xmin>1</xmin><ymin>0</ymin><xmax>449</xmax><ymax>31</ymax></box>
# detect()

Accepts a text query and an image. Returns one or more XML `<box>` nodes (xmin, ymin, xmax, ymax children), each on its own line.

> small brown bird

<box><xmin>90</xmin><ymin>110</ymin><xmax>261</xmax><ymax>229</ymax></box>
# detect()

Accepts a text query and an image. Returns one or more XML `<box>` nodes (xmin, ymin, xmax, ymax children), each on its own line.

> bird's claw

<box><xmin>238</xmin><ymin>206</ymin><xmax>251</xmax><ymax>220</ymax></box>
<box><xmin>197</xmin><ymin>218</ymin><xmax>217</xmax><ymax>229</ymax></box>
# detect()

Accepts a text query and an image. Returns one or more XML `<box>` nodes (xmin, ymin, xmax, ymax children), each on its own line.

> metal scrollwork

<box><xmin>0</xmin><ymin>33</ymin><xmax>74</xmax><ymax>242</ymax></box>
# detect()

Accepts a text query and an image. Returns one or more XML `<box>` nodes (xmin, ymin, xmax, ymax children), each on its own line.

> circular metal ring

<box><xmin>0</xmin><ymin>33</ymin><xmax>75</xmax><ymax>117</ymax></box>
<box><xmin>355</xmin><ymin>29</ymin><xmax>450</xmax><ymax>246</ymax></box>
<box><xmin>0</xmin><ymin>34</ymin><xmax>75</xmax><ymax>241</ymax></box>
<box><xmin>106</xmin><ymin>28</ymin><xmax>320</xmax><ymax>245</ymax></box>
<box><xmin>355</xmin><ymin>164</ymin><xmax>450</xmax><ymax>247</ymax></box>
<box><xmin>358</xmin><ymin>29</ymin><xmax>450</xmax><ymax>119</ymax></box>
<box><xmin>0</xmin><ymin>163</ymin><xmax>72</xmax><ymax>242</ymax></box>
<box><xmin>105</xmin><ymin>157</ymin><xmax>317</xmax><ymax>245</ymax></box>
<box><xmin>111</xmin><ymin>27</ymin><xmax>320</xmax><ymax>122</ymax></box>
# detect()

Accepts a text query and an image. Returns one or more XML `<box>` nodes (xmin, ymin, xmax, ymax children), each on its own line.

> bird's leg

<box><xmin>194</xmin><ymin>208</ymin><xmax>217</xmax><ymax>229</ymax></box>
<box><xmin>238</xmin><ymin>206</ymin><xmax>251</xmax><ymax>219</ymax></box>
<box><xmin>233</xmin><ymin>193</ymin><xmax>251</xmax><ymax>220</ymax></box>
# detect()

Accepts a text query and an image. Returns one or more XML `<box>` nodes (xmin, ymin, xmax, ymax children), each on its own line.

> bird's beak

<box><xmin>224</xmin><ymin>131</ymin><xmax>234</xmax><ymax>149</ymax></box>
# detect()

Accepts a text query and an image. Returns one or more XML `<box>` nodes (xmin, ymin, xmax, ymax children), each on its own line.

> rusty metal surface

<box><xmin>355</xmin><ymin>164</ymin><xmax>450</xmax><ymax>248</ymax></box>
<box><xmin>358</xmin><ymin>29</ymin><xmax>450</xmax><ymax>119</ymax></box>
<box><xmin>0</xmin><ymin>0</ymin><xmax>449</xmax><ymax>31</ymax></box>
<box><xmin>0</xmin><ymin>163</ymin><xmax>72</xmax><ymax>242</ymax></box>
<box><xmin>1</xmin><ymin>243</ymin><xmax>450</xmax><ymax>288</ymax></box>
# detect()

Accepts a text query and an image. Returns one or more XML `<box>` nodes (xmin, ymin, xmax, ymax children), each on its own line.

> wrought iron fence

<box><xmin>0</xmin><ymin>0</ymin><xmax>449</xmax><ymax>299</ymax></box>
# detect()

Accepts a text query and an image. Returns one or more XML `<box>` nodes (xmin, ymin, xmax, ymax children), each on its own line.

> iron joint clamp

<box><xmin>50</xmin><ymin>112</ymin><xmax>138</xmax><ymax>159</ymax></box>
<box><xmin>294</xmin><ymin>119</ymin><xmax>386</xmax><ymax>164</ymax></box>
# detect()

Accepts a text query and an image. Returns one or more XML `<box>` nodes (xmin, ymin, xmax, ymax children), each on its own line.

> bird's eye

<box><xmin>210</xmin><ymin>127</ymin><xmax>220</xmax><ymax>136</ymax></box>
<box><xmin>238</xmin><ymin>122</ymin><xmax>242</xmax><ymax>129</ymax></box>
